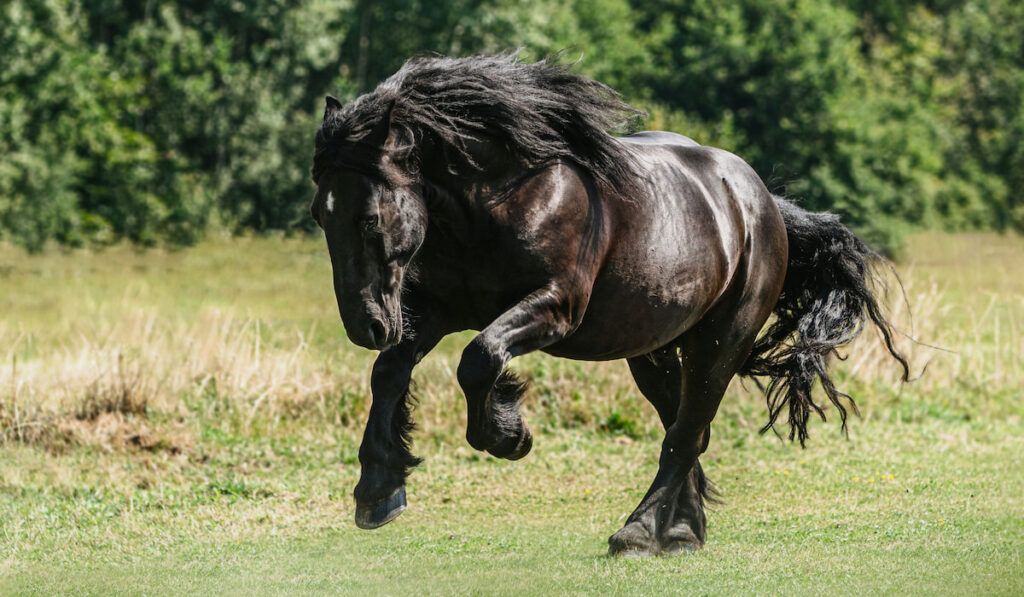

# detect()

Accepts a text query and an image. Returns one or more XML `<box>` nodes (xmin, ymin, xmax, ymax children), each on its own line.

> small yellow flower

<box><xmin>584</xmin><ymin>488</ymin><xmax>591</xmax><ymax>494</ymax></box>
<box><xmin>783</xmin><ymin>470</ymin><xmax>790</xmax><ymax>475</ymax></box>
<box><xmin>868</xmin><ymin>478</ymin><xmax>875</xmax><ymax>483</ymax></box>
<box><xmin>774</xmin><ymin>469</ymin><xmax>780</xmax><ymax>474</ymax></box>
<box><xmin>852</xmin><ymin>476</ymin><xmax>859</xmax><ymax>482</ymax></box>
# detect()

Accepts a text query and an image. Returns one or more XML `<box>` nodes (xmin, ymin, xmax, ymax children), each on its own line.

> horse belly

<box><xmin>545</xmin><ymin>231</ymin><xmax>732</xmax><ymax>361</ymax></box>
<box><xmin>544</xmin><ymin>292</ymin><xmax>712</xmax><ymax>361</ymax></box>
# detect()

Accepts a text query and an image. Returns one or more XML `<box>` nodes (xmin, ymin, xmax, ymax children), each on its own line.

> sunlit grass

<box><xmin>1</xmin><ymin>231</ymin><xmax>1022</xmax><ymax>595</ymax></box>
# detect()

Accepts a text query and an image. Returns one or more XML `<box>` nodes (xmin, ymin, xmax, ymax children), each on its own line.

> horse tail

<box><xmin>740</xmin><ymin>196</ymin><xmax>910</xmax><ymax>446</ymax></box>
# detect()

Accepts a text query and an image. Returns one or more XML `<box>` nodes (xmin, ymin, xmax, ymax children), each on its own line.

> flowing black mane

<box><xmin>314</xmin><ymin>53</ymin><xmax>646</xmax><ymax>192</ymax></box>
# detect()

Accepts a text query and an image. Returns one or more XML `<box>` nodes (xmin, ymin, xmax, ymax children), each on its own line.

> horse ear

<box><xmin>324</xmin><ymin>95</ymin><xmax>343</xmax><ymax>120</ymax></box>
<box><xmin>363</xmin><ymin>100</ymin><xmax>395</xmax><ymax>148</ymax></box>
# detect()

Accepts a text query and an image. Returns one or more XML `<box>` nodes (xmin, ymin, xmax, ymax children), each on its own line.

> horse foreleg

<box><xmin>456</xmin><ymin>286</ymin><xmax>580</xmax><ymax>460</ymax></box>
<box><xmin>353</xmin><ymin>321</ymin><xmax>443</xmax><ymax>529</ymax></box>
<box><xmin>626</xmin><ymin>348</ymin><xmax>718</xmax><ymax>554</ymax></box>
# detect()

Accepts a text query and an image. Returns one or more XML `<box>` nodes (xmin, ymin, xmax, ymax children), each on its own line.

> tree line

<box><xmin>2</xmin><ymin>0</ymin><xmax>1022</xmax><ymax>252</ymax></box>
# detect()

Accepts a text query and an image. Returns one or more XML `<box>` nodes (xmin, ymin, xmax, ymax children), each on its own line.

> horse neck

<box><xmin>415</xmin><ymin>133</ymin><xmax>524</xmax><ymax>206</ymax></box>
<box><xmin>411</xmin><ymin>141</ymin><xmax>524</xmax><ymax>256</ymax></box>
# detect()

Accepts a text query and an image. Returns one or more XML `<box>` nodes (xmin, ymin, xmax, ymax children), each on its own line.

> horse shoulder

<box><xmin>463</xmin><ymin>162</ymin><xmax>609</xmax><ymax>322</ymax></box>
<box><xmin>489</xmin><ymin>162</ymin><xmax>606</xmax><ymax>254</ymax></box>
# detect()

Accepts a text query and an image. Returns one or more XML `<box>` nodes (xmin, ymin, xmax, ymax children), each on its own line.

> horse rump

<box><xmin>740</xmin><ymin>197</ymin><xmax>910</xmax><ymax>445</ymax></box>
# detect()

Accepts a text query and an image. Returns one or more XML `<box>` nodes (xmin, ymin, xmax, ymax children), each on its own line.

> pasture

<box><xmin>1</xmin><ymin>232</ymin><xmax>1022</xmax><ymax>595</ymax></box>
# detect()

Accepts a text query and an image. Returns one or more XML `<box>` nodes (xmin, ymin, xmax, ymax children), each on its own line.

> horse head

<box><xmin>311</xmin><ymin>96</ymin><xmax>426</xmax><ymax>350</ymax></box>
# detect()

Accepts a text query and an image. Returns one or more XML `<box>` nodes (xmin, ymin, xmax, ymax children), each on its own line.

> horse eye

<box><xmin>360</xmin><ymin>215</ymin><xmax>379</xmax><ymax>232</ymax></box>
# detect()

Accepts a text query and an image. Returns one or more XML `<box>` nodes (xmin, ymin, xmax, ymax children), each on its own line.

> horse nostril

<box><xmin>369</xmin><ymin>320</ymin><xmax>386</xmax><ymax>346</ymax></box>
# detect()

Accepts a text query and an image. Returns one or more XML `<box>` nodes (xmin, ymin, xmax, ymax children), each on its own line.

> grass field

<box><xmin>1</xmin><ymin>232</ymin><xmax>1022</xmax><ymax>595</ymax></box>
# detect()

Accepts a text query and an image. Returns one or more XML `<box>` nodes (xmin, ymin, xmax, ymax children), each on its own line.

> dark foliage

<box><xmin>4</xmin><ymin>0</ymin><xmax>1022</xmax><ymax>251</ymax></box>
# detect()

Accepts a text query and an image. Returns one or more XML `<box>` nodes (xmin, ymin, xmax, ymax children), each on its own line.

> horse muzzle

<box><xmin>342</xmin><ymin>309</ymin><xmax>402</xmax><ymax>351</ymax></box>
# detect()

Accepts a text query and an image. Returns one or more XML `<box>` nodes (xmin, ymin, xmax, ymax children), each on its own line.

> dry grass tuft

<box><xmin>53</xmin><ymin>412</ymin><xmax>192</xmax><ymax>454</ymax></box>
<box><xmin>845</xmin><ymin>245</ymin><xmax>1023</xmax><ymax>404</ymax></box>
<box><xmin>2</xmin><ymin>232</ymin><xmax>1021</xmax><ymax>450</ymax></box>
<box><xmin>0</xmin><ymin>310</ymin><xmax>369</xmax><ymax>451</ymax></box>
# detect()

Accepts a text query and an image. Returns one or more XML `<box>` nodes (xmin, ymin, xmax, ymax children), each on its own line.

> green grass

<box><xmin>1</xmin><ymin>232</ymin><xmax>1022</xmax><ymax>595</ymax></box>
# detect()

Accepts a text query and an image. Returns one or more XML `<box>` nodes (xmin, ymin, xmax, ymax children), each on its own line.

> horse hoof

<box><xmin>354</xmin><ymin>487</ymin><xmax>406</xmax><ymax>529</ymax></box>
<box><xmin>608</xmin><ymin>522</ymin><xmax>660</xmax><ymax>557</ymax></box>
<box><xmin>487</xmin><ymin>423</ymin><xmax>533</xmax><ymax>460</ymax></box>
<box><xmin>661</xmin><ymin>523</ymin><xmax>704</xmax><ymax>555</ymax></box>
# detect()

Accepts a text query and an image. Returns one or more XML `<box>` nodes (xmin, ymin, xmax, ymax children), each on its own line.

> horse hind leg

<box><xmin>609</xmin><ymin>333</ymin><xmax>740</xmax><ymax>556</ymax></box>
<box><xmin>610</xmin><ymin>271</ymin><xmax>777</xmax><ymax>556</ymax></box>
<box><xmin>661</xmin><ymin>457</ymin><xmax>714</xmax><ymax>554</ymax></box>
<box><xmin>627</xmin><ymin>344</ymin><xmax>716</xmax><ymax>549</ymax></box>
<box><xmin>612</xmin><ymin>348</ymin><xmax>699</xmax><ymax>555</ymax></box>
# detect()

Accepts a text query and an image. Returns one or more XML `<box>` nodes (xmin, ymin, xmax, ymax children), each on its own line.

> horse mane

<box><xmin>314</xmin><ymin>52</ymin><xmax>647</xmax><ymax>194</ymax></box>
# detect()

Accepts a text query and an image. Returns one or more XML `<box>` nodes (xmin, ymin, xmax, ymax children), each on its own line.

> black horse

<box><xmin>310</xmin><ymin>54</ymin><xmax>909</xmax><ymax>556</ymax></box>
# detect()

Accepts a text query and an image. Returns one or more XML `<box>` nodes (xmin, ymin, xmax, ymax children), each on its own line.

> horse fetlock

<box><xmin>456</xmin><ymin>342</ymin><xmax>503</xmax><ymax>396</ymax></box>
<box><xmin>486</xmin><ymin>420</ymin><xmax>533</xmax><ymax>460</ymax></box>
<box><xmin>465</xmin><ymin>424</ymin><xmax>492</xmax><ymax>452</ymax></box>
<box><xmin>354</xmin><ymin>461</ymin><xmax>407</xmax><ymax>504</ymax></box>
<box><xmin>466</xmin><ymin>416</ymin><xmax>532</xmax><ymax>460</ymax></box>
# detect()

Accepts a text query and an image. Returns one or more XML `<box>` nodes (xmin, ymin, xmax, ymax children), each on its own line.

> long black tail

<box><xmin>740</xmin><ymin>197</ymin><xmax>910</xmax><ymax>445</ymax></box>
